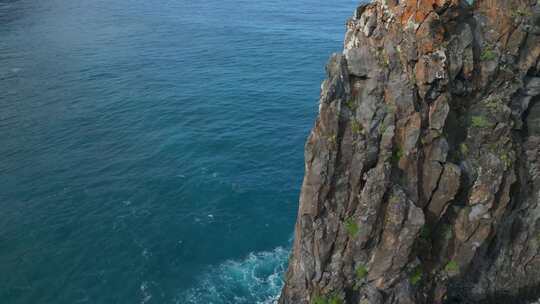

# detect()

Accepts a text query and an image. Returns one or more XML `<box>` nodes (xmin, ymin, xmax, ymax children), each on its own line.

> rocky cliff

<box><xmin>279</xmin><ymin>0</ymin><xmax>540</xmax><ymax>303</ymax></box>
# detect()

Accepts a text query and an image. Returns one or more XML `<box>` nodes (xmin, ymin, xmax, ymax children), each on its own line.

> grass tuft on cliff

<box><xmin>312</xmin><ymin>293</ymin><xmax>343</xmax><ymax>304</ymax></box>
<box><xmin>471</xmin><ymin>115</ymin><xmax>492</xmax><ymax>128</ymax></box>
<box><xmin>480</xmin><ymin>47</ymin><xmax>497</xmax><ymax>61</ymax></box>
<box><xmin>345</xmin><ymin>99</ymin><xmax>357</xmax><ymax>111</ymax></box>
<box><xmin>445</xmin><ymin>260</ymin><xmax>460</xmax><ymax>274</ymax></box>
<box><xmin>345</xmin><ymin>218</ymin><xmax>360</xmax><ymax>238</ymax></box>
<box><xmin>392</xmin><ymin>147</ymin><xmax>404</xmax><ymax>164</ymax></box>
<box><xmin>410</xmin><ymin>266</ymin><xmax>423</xmax><ymax>285</ymax></box>
<box><xmin>355</xmin><ymin>264</ymin><xmax>368</xmax><ymax>280</ymax></box>
<box><xmin>351</xmin><ymin>120</ymin><xmax>363</xmax><ymax>135</ymax></box>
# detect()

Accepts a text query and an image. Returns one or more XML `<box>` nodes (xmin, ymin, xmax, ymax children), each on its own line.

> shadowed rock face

<box><xmin>279</xmin><ymin>0</ymin><xmax>540</xmax><ymax>303</ymax></box>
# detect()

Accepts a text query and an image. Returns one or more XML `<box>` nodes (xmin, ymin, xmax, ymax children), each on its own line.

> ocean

<box><xmin>0</xmin><ymin>0</ymin><xmax>357</xmax><ymax>303</ymax></box>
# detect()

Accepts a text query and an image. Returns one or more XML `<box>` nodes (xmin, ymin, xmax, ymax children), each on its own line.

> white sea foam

<box><xmin>176</xmin><ymin>246</ymin><xmax>289</xmax><ymax>304</ymax></box>
<box><xmin>140</xmin><ymin>281</ymin><xmax>153</xmax><ymax>304</ymax></box>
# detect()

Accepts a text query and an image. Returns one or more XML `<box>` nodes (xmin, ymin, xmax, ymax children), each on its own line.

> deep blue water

<box><xmin>0</xmin><ymin>0</ymin><xmax>357</xmax><ymax>303</ymax></box>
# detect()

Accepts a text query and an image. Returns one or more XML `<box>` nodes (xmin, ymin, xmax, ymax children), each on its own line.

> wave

<box><xmin>176</xmin><ymin>246</ymin><xmax>289</xmax><ymax>304</ymax></box>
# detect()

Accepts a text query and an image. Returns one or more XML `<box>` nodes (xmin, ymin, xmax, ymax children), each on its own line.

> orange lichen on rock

<box><xmin>398</xmin><ymin>0</ymin><xmax>461</xmax><ymax>29</ymax></box>
<box><xmin>400</xmin><ymin>0</ymin><xmax>439</xmax><ymax>26</ymax></box>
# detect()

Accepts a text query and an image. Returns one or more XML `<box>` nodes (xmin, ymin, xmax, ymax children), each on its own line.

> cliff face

<box><xmin>279</xmin><ymin>0</ymin><xmax>540</xmax><ymax>303</ymax></box>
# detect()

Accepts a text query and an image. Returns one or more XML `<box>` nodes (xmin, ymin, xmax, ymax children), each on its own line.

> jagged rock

<box><xmin>429</xmin><ymin>94</ymin><xmax>450</xmax><ymax>131</ymax></box>
<box><xmin>426</xmin><ymin>163</ymin><xmax>461</xmax><ymax>221</ymax></box>
<box><xmin>280</xmin><ymin>0</ymin><xmax>540</xmax><ymax>303</ymax></box>
<box><xmin>345</xmin><ymin>48</ymin><xmax>377</xmax><ymax>78</ymax></box>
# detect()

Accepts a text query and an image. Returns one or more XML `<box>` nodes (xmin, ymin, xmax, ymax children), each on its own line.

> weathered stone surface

<box><xmin>426</xmin><ymin>163</ymin><xmax>460</xmax><ymax>221</ymax></box>
<box><xmin>368</xmin><ymin>188</ymin><xmax>424</xmax><ymax>289</ymax></box>
<box><xmin>429</xmin><ymin>94</ymin><xmax>450</xmax><ymax>131</ymax></box>
<box><xmin>345</xmin><ymin>48</ymin><xmax>376</xmax><ymax>78</ymax></box>
<box><xmin>280</xmin><ymin>1</ymin><xmax>540</xmax><ymax>303</ymax></box>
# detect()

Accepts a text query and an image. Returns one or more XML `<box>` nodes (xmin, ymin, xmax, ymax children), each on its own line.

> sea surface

<box><xmin>0</xmin><ymin>0</ymin><xmax>357</xmax><ymax>303</ymax></box>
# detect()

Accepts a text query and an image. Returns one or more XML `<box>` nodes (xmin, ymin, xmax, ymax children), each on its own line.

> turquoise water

<box><xmin>0</xmin><ymin>0</ymin><xmax>357</xmax><ymax>303</ymax></box>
